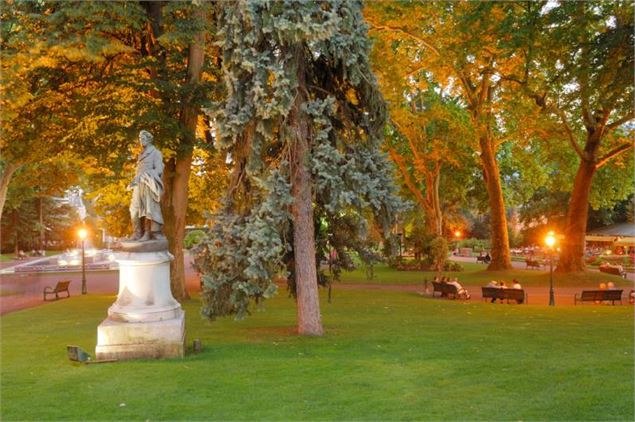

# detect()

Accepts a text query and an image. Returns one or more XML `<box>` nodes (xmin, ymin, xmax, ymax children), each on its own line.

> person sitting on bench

<box><xmin>448</xmin><ymin>277</ymin><xmax>470</xmax><ymax>299</ymax></box>
<box><xmin>511</xmin><ymin>279</ymin><xmax>524</xmax><ymax>304</ymax></box>
<box><xmin>487</xmin><ymin>281</ymin><xmax>500</xmax><ymax>303</ymax></box>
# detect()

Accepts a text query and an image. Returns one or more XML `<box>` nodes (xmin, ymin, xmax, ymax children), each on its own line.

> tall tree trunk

<box><xmin>388</xmin><ymin>148</ymin><xmax>444</xmax><ymax>237</ymax></box>
<box><xmin>39</xmin><ymin>196</ymin><xmax>44</xmax><ymax>251</ymax></box>
<box><xmin>479</xmin><ymin>135</ymin><xmax>512</xmax><ymax>270</ymax></box>
<box><xmin>289</xmin><ymin>49</ymin><xmax>323</xmax><ymax>336</ymax></box>
<box><xmin>162</xmin><ymin>6</ymin><xmax>206</xmax><ymax>301</ymax></box>
<box><xmin>424</xmin><ymin>169</ymin><xmax>443</xmax><ymax>236</ymax></box>
<box><xmin>557</xmin><ymin>159</ymin><xmax>596</xmax><ymax>272</ymax></box>
<box><xmin>163</xmin><ymin>154</ymin><xmax>193</xmax><ymax>300</ymax></box>
<box><xmin>13</xmin><ymin>211</ymin><xmax>19</xmax><ymax>256</ymax></box>
<box><xmin>0</xmin><ymin>162</ymin><xmax>21</xmax><ymax>224</ymax></box>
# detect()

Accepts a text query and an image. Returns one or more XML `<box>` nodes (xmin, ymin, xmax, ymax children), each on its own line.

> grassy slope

<box><xmin>1</xmin><ymin>291</ymin><xmax>633</xmax><ymax>421</ymax></box>
<box><xmin>339</xmin><ymin>262</ymin><xmax>633</xmax><ymax>288</ymax></box>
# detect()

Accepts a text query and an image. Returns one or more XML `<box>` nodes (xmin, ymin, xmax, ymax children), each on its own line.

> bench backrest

<box><xmin>580</xmin><ymin>290</ymin><xmax>623</xmax><ymax>301</ymax></box>
<box><xmin>503</xmin><ymin>289</ymin><xmax>525</xmax><ymax>300</ymax></box>
<box><xmin>600</xmin><ymin>266</ymin><xmax>622</xmax><ymax>275</ymax></box>
<box><xmin>604</xmin><ymin>289</ymin><xmax>623</xmax><ymax>300</ymax></box>
<box><xmin>54</xmin><ymin>281</ymin><xmax>71</xmax><ymax>292</ymax></box>
<box><xmin>481</xmin><ymin>287</ymin><xmax>501</xmax><ymax>298</ymax></box>
<box><xmin>443</xmin><ymin>283</ymin><xmax>458</xmax><ymax>294</ymax></box>
<box><xmin>433</xmin><ymin>282</ymin><xmax>459</xmax><ymax>294</ymax></box>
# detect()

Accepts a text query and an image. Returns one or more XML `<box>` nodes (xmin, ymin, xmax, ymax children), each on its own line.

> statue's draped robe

<box><xmin>130</xmin><ymin>144</ymin><xmax>164</xmax><ymax>224</ymax></box>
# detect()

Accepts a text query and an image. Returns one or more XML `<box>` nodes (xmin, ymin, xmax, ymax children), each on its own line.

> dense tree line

<box><xmin>1</xmin><ymin>1</ymin><xmax>632</xmax><ymax>333</ymax></box>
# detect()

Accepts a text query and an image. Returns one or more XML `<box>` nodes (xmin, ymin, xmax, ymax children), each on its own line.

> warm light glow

<box><xmin>454</xmin><ymin>230</ymin><xmax>462</xmax><ymax>238</ymax></box>
<box><xmin>78</xmin><ymin>228</ymin><xmax>88</xmax><ymax>240</ymax></box>
<box><xmin>545</xmin><ymin>231</ymin><xmax>556</xmax><ymax>248</ymax></box>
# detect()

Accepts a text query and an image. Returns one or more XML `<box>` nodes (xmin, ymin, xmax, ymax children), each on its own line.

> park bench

<box><xmin>574</xmin><ymin>289</ymin><xmax>623</xmax><ymax>305</ymax></box>
<box><xmin>599</xmin><ymin>265</ymin><xmax>627</xmax><ymax>279</ymax></box>
<box><xmin>525</xmin><ymin>259</ymin><xmax>543</xmax><ymax>269</ymax></box>
<box><xmin>432</xmin><ymin>281</ymin><xmax>461</xmax><ymax>299</ymax></box>
<box><xmin>481</xmin><ymin>287</ymin><xmax>527</xmax><ymax>304</ymax></box>
<box><xmin>476</xmin><ymin>256</ymin><xmax>490</xmax><ymax>264</ymax></box>
<box><xmin>43</xmin><ymin>280</ymin><xmax>71</xmax><ymax>301</ymax></box>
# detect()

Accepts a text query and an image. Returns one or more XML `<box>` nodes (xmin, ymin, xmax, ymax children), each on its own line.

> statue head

<box><xmin>139</xmin><ymin>130</ymin><xmax>154</xmax><ymax>147</ymax></box>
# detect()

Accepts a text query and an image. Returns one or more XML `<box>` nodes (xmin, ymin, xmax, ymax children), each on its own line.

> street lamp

<box><xmin>545</xmin><ymin>231</ymin><xmax>557</xmax><ymax>306</ymax></box>
<box><xmin>78</xmin><ymin>228</ymin><xmax>88</xmax><ymax>295</ymax></box>
<box><xmin>454</xmin><ymin>230</ymin><xmax>462</xmax><ymax>255</ymax></box>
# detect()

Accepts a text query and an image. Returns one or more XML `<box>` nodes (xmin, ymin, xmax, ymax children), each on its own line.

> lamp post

<box><xmin>78</xmin><ymin>228</ymin><xmax>88</xmax><ymax>295</ymax></box>
<box><xmin>454</xmin><ymin>230</ymin><xmax>462</xmax><ymax>255</ymax></box>
<box><xmin>545</xmin><ymin>231</ymin><xmax>556</xmax><ymax>306</ymax></box>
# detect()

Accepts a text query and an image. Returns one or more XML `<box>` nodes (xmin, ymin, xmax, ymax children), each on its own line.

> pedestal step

<box><xmin>96</xmin><ymin>310</ymin><xmax>185</xmax><ymax>360</ymax></box>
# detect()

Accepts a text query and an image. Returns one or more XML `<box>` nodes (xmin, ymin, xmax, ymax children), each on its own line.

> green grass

<box><xmin>340</xmin><ymin>262</ymin><xmax>633</xmax><ymax>288</ymax></box>
<box><xmin>1</xmin><ymin>290</ymin><xmax>633</xmax><ymax>421</ymax></box>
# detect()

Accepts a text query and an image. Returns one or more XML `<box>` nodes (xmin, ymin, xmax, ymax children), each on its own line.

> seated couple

<box><xmin>435</xmin><ymin>276</ymin><xmax>471</xmax><ymax>300</ymax></box>
<box><xmin>486</xmin><ymin>279</ymin><xmax>523</xmax><ymax>303</ymax></box>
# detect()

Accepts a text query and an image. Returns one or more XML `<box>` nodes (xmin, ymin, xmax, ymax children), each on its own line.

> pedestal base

<box><xmin>96</xmin><ymin>309</ymin><xmax>185</xmax><ymax>360</ymax></box>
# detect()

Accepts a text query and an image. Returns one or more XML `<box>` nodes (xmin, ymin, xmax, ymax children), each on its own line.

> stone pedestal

<box><xmin>96</xmin><ymin>241</ymin><xmax>185</xmax><ymax>360</ymax></box>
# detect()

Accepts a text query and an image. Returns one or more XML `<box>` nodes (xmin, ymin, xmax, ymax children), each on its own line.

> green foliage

<box><xmin>457</xmin><ymin>238</ymin><xmax>490</xmax><ymax>253</ymax></box>
<box><xmin>195</xmin><ymin>169</ymin><xmax>292</xmax><ymax>319</ymax></box>
<box><xmin>195</xmin><ymin>0</ymin><xmax>404</xmax><ymax>320</ymax></box>
<box><xmin>428</xmin><ymin>236</ymin><xmax>448</xmax><ymax>272</ymax></box>
<box><xmin>443</xmin><ymin>261</ymin><xmax>464</xmax><ymax>272</ymax></box>
<box><xmin>184</xmin><ymin>229</ymin><xmax>206</xmax><ymax>249</ymax></box>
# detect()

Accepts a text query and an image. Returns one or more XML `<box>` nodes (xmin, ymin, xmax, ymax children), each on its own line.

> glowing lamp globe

<box><xmin>545</xmin><ymin>231</ymin><xmax>556</xmax><ymax>248</ymax></box>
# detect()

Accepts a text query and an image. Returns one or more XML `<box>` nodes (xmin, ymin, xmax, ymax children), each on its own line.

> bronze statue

<box><xmin>127</xmin><ymin>130</ymin><xmax>164</xmax><ymax>241</ymax></box>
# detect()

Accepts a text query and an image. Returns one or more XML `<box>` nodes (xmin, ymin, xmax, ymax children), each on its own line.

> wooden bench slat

<box><xmin>574</xmin><ymin>289</ymin><xmax>623</xmax><ymax>305</ymax></box>
<box><xmin>43</xmin><ymin>281</ymin><xmax>71</xmax><ymax>301</ymax></box>
<box><xmin>481</xmin><ymin>287</ymin><xmax>527</xmax><ymax>304</ymax></box>
<box><xmin>432</xmin><ymin>281</ymin><xmax>468</xmax><ymax>300</ymax></box>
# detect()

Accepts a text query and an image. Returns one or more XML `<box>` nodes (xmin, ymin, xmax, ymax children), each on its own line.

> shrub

<box><xmin>184</xmin><ymin>230</ymin><xmax>206</xmax><ymax>249</ymax></box>
<box><xmin>457</xmin><ymin>238</ymin><xmax>490</xmax><ymax>253</ymax></box>
<box><xmin>443</xmin><ymin>261</ymin><xmax>463</xmax><ymax>272</ymax></box>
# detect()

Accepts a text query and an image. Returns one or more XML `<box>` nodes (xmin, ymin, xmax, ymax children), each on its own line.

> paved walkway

<box><xmin>334</xmin><ymin>283</ymin><xmax>610</xmax><ymax>306</ymax></box>
<box><xmin>451</xmin><ymin>255</ymin><xmax>635</xmax><ymax>281</ymax></box>
<box><xmin>0</xmin><ymin>253</ymin><xmax>202</xmax><ymax>315</ymax></box>
<box><xmin>2</xmin><ymin>254</ymin><xmax>633</xmax><ymax>315</ymax></box>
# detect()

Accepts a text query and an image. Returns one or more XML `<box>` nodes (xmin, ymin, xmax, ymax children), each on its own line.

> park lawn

<box><xmin>1</xmin><ymin>290</ymin><xmax>633</xmax><ymax>421</ymax></box>
<box><xmin>339</xmin><ymin>262</ymin><xmax>633</xmax><ymax>288</ymax></box>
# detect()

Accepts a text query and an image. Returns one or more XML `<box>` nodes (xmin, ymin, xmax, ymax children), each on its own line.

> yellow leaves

<box><xmin>345</xmin><ymin>88</ymin><xmax>359</xmax><ymax>105</ymax></box>
<box><xmin>161</xmin><ymin>148</ymin><xmax>177</xmax><ymax>161</ymax></box>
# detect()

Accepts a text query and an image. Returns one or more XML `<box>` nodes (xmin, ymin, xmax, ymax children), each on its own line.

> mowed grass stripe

<box><xmin>1</xmin><ymin>289</ymin><xmax>632</xmax><ymax>420</ymax></box>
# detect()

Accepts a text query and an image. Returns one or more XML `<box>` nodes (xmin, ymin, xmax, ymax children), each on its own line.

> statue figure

<box><xmin>127</xmin><ymin>130</ymin><xmax>165</xmax><ymax>241</ymax></box>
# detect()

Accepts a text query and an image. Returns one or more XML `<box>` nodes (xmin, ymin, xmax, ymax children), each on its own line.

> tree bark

<box><xmin>289</xmin><ymin>49</ymin><xmax>323</xmax><ymax>336</ymax></box>
<box><xmin>0</xmin><ymin>161</ymin><xmax>21</xmax><ymax>224</ymax></box>
<box><xmin>13</xmin><ymin>211</ymin><xmax>19</xmax><ymax>256</ymax></box>
<box><xmin>162</xmin><ymin>6</ymin><xmax>206</xmax><ymax>301</ymax></box>
<box><xmin>39</xmin><ymin>196</ymin><xmax>44</xmax><ymax>251</ymax></box>
<box><xmin>479</xmin><ymin>135</ymin><xmax>513</xmax><ymax>270</ymax></box>
<box><xmin>556</xmin><ymin>158</ymin><xmax>596</xmax><ymax>272</ymax></box>
<box><xmin>424</xmin><ymin>170</ymin><xmax>443</xmax><ymax>236</ymax></box>
<box><xmin>163</xmin><ymin>154</ymin><xmax>193</xmax><ymax>300</ymax></box>
<box><xmin>387</xmin><ymin>148</ymin><xmax>443</xmax><ymax>237</ymax></box>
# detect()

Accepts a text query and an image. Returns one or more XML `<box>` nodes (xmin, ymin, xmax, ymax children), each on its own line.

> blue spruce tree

<box><xmin>195</xmin><ymin>0</ymin><xmax>403</xmax><ymax>335</ymax></box>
